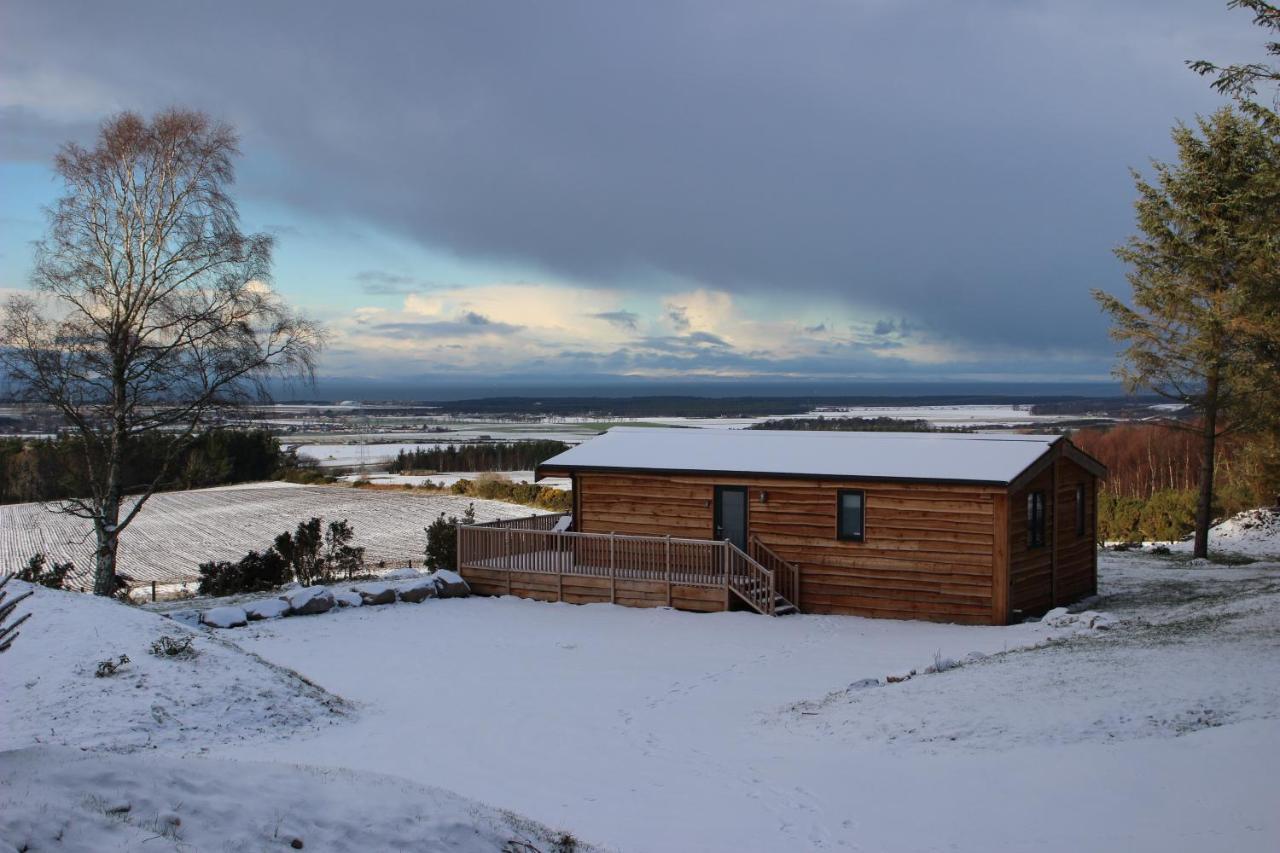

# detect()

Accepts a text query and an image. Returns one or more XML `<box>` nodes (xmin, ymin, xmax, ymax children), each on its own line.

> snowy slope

<box><xmin>0</xmin><ymin>747</ymin><xmax>586</xmax><ymax>853</ymax></box>
<box><xmin>1168</xmin><ymin>507</ymin><xmax>1280</xmax><ymax>558</ymax></box>
<box><xmin>0</xmin><ymin>583</ymin><xmax>350</xmax><ymax>752</ymax></box>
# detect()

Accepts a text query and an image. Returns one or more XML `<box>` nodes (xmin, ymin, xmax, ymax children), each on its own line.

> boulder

<box><xmin>353</xmin><ymin>583</ymin><xmax>397</xmax><ymax>606</ymax></box>
<box><xmin>397</xmin><ymin>579</ymin><xmax>439</xmax><ymax>604</ymax></box>
<box><xmin>428</xmin><ymin>569</ymin><xmax>470</xmax><ymax>598</ymax></box>
<box><xmin>285</xmin><ymin>586</ymin><xmax>335</xmax><ymax>616</ymax></box>
<box><xmin>202</xmin><ymin>606</ymin><xmax>248</xmax><ymax>629</ymax></box>
<box><xmin>333</xmin><ymin>589</ymin><xmax>362</xmax><ymax>608</ymax></box>
<box><xmin>245</xmin><ymin>598</ymin><xmax>291</xmax><ymax>621</ymax></box>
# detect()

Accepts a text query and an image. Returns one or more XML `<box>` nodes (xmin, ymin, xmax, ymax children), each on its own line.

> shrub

<box><xmin>323</xmin><ymin>518</ymin><xmax>365</xmax><ymax>581</ymax></box>
<box><xmin>95</xmin><ymin>654</ymin><xmax>129</xmax><ymax>677</ymax></box>
<box><xmin>424</xmin><ymin>503</ymin><xmax>476</xmax><ymax>571</ymax></box>
<box><xmin>15</xmin><ymin>553</ymin><xmax>73</xmax><ymax>589</ymax></box>
<box><xmin>1097</xmin><ymin>492</ymin><xmax>1144</xmax><ymax>542</ymax></box>
<box><xmin>149</xmin><ymin>634</ymin><xmax>197</xmax><ymax>659</ymax></box>
<box><xmin>197</xmin><ymin>549</ymin><xmax>288</xmax><ymax>596</ymax></box>
<box><xmin>1139</xmin><ymin>489</ymin><xmax>1198</xmax><ymax>542</ymax></box>
<box><xmin>275</xmin><ymin>518</ymin><xmax>325</xmax><ymax>586</ymax></box>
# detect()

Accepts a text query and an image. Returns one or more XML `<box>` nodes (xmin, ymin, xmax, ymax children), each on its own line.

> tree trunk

<box><xmin>1193</xmin><ymin>370</ymin><xmax>1220</xmax><ymax>559</ymax></box>
<box><xmin>93</xmin><ymin>523</ymin><xmax>119</xmax><ymax>596</ymax></box>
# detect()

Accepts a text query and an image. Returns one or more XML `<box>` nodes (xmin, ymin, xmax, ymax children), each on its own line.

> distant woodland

<box><xmin>0</xmin><ymin>430</ymin><xmax>285</xmax><ymax>505</ymax></box>
<box><xmin>388</xmin><ymin>440</ymin><xmax>569</xmax><ymax>473</ymax></box>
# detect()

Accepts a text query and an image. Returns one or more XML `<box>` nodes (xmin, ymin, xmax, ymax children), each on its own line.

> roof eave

<box><xmin>534</xmin><ymin>462</ymin><xmax>1011</xmax><ymax>488</ymax></box>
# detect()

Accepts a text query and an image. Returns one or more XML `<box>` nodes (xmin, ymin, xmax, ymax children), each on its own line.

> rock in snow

<box><xmin>398</xmin><ymin>579</ymin><xmax>439</xmax><ymax>604</ymax></box>
<box><xmin>429</xmin><ymin>569</ymin><xmax>470</xmax><ymax>598</ymax></box>
<box><xmin>353</xmin><ymin>583</ymin><xmax>397</xmax><ymax>606</ymax></box>
<box><xmin>201</xmin><ymin>606</ymin><xmax>248</xmax><ymax>629</ymax></box>
<box><xmin>245</xmin><ymin>598</ymin><xmax>291</xmax><ymax>621</ymax></box>
<box><xmin>286</xmin><ymin>587</ymin><xmax>335</xmax><ymax>616</ymax></box>
<box><xmin>333</xmin><ymin>589</ymin><xmax>363</xmax><ymax>608</ymax></box>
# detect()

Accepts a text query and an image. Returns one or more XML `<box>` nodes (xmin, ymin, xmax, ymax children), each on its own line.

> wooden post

<box><xmin>665</xmin><ymin>535</ymin><xmax>672</xmax><ymax>606</ymax></box>
<box><xmin>151</xmin><ymin>581</ymin><xmax>156</xmax><ymax>602</ymax></box>
<box><xmin>609</xmin><ymin>532</ymin><xmax>616</xmax><ymax>604</ymax></box>
<box><xmin>505</xmin><ymin>526</ymin><xmax>512</xmax><ymax>596</ymax></box>
<box><xmin>722</xmin><ymin>542</ymin><xmax>731</xmax><ymax>611</ymax></box>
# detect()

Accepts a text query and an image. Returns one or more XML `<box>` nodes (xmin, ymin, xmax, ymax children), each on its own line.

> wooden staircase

<box><xmin>725</xmin><ymin>538</ymin><xmax>801</xmax><ymax>616</ymax></box>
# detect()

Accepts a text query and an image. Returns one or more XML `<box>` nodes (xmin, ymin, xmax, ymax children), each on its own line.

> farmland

<box><xmin>0</xmin><ymin>483</ymin><xmax>541</xmax><ymax>591</ymax></box>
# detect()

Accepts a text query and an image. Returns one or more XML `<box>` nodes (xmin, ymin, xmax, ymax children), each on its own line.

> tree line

<box><xmin>0</xmin><ymin>429</ymin><xmax>286</xmax><ymax>505</ymax></box>
<box><xmin>748</xmin><ymin>417</ymin><xmax>971</xmax><ymax>432</ymax></box>
<box><xmin>388</xmin><ymin>440</ymin><xmax>568</xmax><ymax>473</ymax></box>
<box><xmin>1074</xmin><ymin>423</ymin><xmax>1279</xmax><ymax>542</ymax></box>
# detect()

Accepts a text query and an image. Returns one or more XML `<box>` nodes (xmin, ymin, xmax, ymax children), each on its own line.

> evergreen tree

<box><xmin>1094</xmin><ymin>107</ymin><xmax>1280</xmax><ymax>557</ymax></box>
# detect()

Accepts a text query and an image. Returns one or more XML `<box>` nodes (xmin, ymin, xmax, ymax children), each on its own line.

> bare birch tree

<box><xmin>0</xmin><ymin>109</ymin><xmax>323</xmax><ymax>595</ymax></box>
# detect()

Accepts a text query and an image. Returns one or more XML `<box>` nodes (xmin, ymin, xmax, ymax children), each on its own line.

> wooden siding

<box><xmin>1054</xmin><ymin>459</ymin><xmax>1098</xmax><ymax>604</ymax></box>
<box><xmin>577</xmin><ymin>472</ymin><xmax>1004</xmax><ymax>624</ymax></box>
<box><xmin>1009</xmin><ymin>455</ymin><xmax>1097</xmax><ymax>616</ymax></box>
<box><xmin>460</xmin><ymin>566</ymin><xmax>725</xmax><ymax>612</ymax></box>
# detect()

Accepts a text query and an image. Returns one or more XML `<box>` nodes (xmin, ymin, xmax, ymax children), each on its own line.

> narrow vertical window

<box><xmin>1075</xmin><ymin>483</ymin><xmax>1086</xmax><ymax>538</ymax></box>
<box><xmin>837</xmin><ymin>490</ymin><xmax>865</xmax><ymax>541</ymax></box>
<box><xmin>1028</xmin><ymin>491</ymin><xmax>1046</xmax><ymax>548</ymax></box>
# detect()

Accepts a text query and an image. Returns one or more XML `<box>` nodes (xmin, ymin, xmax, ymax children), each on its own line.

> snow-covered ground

<box><xmin>0</xmin><ymin>584</ymin><xmax>589</xmax><ymax>852</ymax></box>
<box><xmin>1166</xmin><ymin>507</ymin><xmax>1280</xmax><ymax>559</ymax></box>
<box><xmin>3</xmin><ymin>549</ymin><xmax>1277</xmax><ymax>852</ymax></box>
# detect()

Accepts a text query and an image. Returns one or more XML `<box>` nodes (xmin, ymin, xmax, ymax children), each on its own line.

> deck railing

<box><xmin>457</xmin><ymin>522</ymin><xmax>800</xmax><ymax>615</ymax></box>
<box><xmin>471</xmin><ymin>512</ymin><xmax>571</xmax><ymax>532</ymax></box>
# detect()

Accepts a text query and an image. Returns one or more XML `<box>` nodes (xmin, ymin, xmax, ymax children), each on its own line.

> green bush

<box><xmin>197</xmin><ymin>549</ymin><xmax>289</xmax><ymax>596</ymax></box>
<box><xmin>1139</xmin><ymin>489</ymin><xmax>1198</xmax><ymax>542</ymax></box>
<box><xmin>1097</xmin><ymin>492</ymin><xmax>1144</xmax><ymax>542</ymax></box>
<box><xmin>424</xmin><ymin>504</ymin><xmax>476</xmax><ymax>571</ymax></box>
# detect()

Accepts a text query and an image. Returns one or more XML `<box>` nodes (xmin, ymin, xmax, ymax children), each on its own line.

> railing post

<box><xmin>505</xmin><ymin>526</ymin><xmax>512</xmax><ymax>595</ymax></box>
<box><xmin>722</xmin><ymin>542</ymin><xmax>730</xmax><ymax>611</ymax></box>
<box><xmin>767</xmin><ymin>565</ymin><xmax>776</xmax><ymax>616</ymax></box>
<box><xmin>665</xmin><ymin>535</ymin><xmax>672</xmax><ymax>607</ymax></box>
<box><xmin>609</xmin><ymin>531</ymin><xmax>616</xmax><ymax>604</ymax></box>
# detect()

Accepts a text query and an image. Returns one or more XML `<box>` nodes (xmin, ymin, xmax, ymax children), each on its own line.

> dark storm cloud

<box><xmin>371</xmin><ymin>313</ymin><xmax>522</xmax><ymax>339</ymax></box>
<box><xmin>0</xmin><ymin>0</ymin><xmax>1251</xmax><ymax>364</ymax></box>
<box><xmin>589</xmin><ymin>310</ymin><xmax>640</xmax><ymax>330</ymax></box>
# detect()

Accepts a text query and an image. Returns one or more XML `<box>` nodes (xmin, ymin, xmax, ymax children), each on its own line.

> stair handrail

<box><xmin>749</xmin><ymin>536</ymin><xmax>800</xmax><ymax>609</ymax></box>
<box><xmin>725</xmin><ymin>541</ymin><xmax>775</xmax><ymax>616</ymax></box>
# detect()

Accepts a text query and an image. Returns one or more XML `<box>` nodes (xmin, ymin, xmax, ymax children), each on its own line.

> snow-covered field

<box><xmin>3</xmin><ymin>548</ymin><xmax>1277</xmax><ymax>852</ymax></box>
<box><xmin>0</xmin><ymin>483</ymin><xmax>544</xmax><ymax>590</ymax></box>
<box><xmin>339</xmin><ymin>470</ymin><xmax>574</xmax><ymax>490</ymax></box>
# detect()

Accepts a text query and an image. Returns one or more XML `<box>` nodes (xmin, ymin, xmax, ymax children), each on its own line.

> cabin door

<box><xmin>714</xmin><ymin>486</ymin><xmax>749</xmax><ymax>551</ymax></box>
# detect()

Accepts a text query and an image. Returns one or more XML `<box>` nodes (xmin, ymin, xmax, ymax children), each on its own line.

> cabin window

<box><xmin>1028</xmin><ymin>491</ymin><xmax>1046</xmax><ymax>548</ymax></box>
<box><xmin>1075</xmin><ymin>483</ymin><xmax>1086</xmax><ymax>537</ymax></box>
<box><xmin>837</xmin><ymin>490</ymin><xmax>865</xmax><ymax>541</ymax></box>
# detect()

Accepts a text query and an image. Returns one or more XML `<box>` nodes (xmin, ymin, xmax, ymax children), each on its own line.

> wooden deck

<box><xmin>457</xmin><ymin>514</ymin><xmax>799</xmax><ymax>615</ymax></box>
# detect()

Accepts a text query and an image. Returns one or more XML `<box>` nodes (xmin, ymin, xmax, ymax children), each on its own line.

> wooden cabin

<box><xmin>456</xmin><ymin>428</ymin><xmax>1105</xmax><ymax>624</ymax></box>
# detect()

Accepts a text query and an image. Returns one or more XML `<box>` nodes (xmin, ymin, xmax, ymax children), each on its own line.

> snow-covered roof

<box><xmin>538</xmin><ymin>427</ymin><xmax>1063</xmax><ymax>485</ymax></box>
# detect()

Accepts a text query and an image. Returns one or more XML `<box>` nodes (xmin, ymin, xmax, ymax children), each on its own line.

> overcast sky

<box><xmin>0</xmin><ymin>1</ymin><xmax>1259</xmax><ymax>391</ymax></box>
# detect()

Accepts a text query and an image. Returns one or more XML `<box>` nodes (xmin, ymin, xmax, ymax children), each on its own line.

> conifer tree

<box><xmin>1094</xmin><ymin>107</ymin><xmax>1280</xmax><ymax>557</ymax></box>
